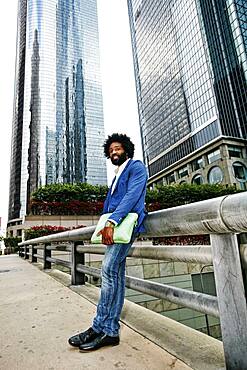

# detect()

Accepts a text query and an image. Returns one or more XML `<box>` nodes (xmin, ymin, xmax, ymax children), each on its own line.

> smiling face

<box><xmin>109</xmin><ymin>142</ymin><xmax>128</xmax><ymax>166</ymax></box>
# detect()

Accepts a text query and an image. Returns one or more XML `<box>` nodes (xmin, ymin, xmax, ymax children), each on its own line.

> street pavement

<box><xmin>0</xmin><ymin>255</ymin><xmax>192</xmax><ymax>370</ymax></box>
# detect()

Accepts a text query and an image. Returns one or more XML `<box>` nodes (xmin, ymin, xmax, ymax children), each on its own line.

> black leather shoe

<box><xmin>79</xmin><ymin>333</ymin><xmax>120</xmax><ymax>351</ymax></box>
<box><xmin>68</xmin><ymin>327</ymin><xmax>101</xmax><ymax>347</ymax></box>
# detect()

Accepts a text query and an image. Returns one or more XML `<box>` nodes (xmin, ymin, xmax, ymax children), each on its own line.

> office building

<box><xmin>8</xmin><ymin>0</ymin><xmax>107</xmax><ymax>221</ymax></box>
<box><xmin>128</xmin><ymin>0</ymin><xmax>247</xmax><ymax>188</ymax></box>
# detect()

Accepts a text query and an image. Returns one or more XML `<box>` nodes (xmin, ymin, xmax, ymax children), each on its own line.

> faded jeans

<box><xmin>92</xmin><ymin>238</ymin><xmax>134</xmax><ymax>337</ymax></box>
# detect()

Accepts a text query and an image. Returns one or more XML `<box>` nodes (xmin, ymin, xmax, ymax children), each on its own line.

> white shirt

<box><xmin>111</xmin><ymin>158</ymin><xmax>130</xmax><ymax>194</ymax></box>
<box><xmin>108</xmin><ymin>158</ymin><xmax>130</xmax><ymax>226</ymax></box>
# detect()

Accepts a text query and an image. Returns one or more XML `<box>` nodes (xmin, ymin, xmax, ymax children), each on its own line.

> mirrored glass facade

<box><xmin>127</xmin><ymin>0</ymin><xmax>247</xmax><ymax>178</ymax></box>
<box><xmin>9</xmin><ymin>0</ymin><xmax>107</xmax><ymax>220</ymax></box>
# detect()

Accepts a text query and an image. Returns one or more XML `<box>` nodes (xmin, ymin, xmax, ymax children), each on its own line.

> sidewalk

<box><xmin>0</xmin><ymin>255</ymin><xmax>192</xmax><ymax>370</ymax></box>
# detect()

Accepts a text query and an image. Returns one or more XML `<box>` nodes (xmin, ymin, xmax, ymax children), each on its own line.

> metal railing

<box><xmin>19</xmin><ymin>192</ymin><xmax>247</xmax><ymax>370</ymax></box>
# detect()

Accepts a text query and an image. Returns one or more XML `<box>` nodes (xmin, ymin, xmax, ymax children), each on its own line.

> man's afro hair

<box><xmin>103</xmin><ymin>133</ymin><xmax>135</xmax><ymax>159</ymax></box>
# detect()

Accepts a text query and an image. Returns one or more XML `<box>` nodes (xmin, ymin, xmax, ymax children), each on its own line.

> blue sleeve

<box><xmin>109</xmin><ymin>161</ymin><xmax>147</xmax><ymax>225</ymax></box>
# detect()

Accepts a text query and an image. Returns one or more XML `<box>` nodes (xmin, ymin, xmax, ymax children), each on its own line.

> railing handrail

<box><xmin>18</xmin><ymin>191</ymin><xmax>247</xmax><ymax>246</ymax></box>
<box><xmin>19</xmin><ymin>225</ymin><xmax>96</xmax><ymax>246</ymax></box>
<box><xmin>20</xmin><ymin>243</ymin><xmax>213</xmax><ymax>264</ymax></box>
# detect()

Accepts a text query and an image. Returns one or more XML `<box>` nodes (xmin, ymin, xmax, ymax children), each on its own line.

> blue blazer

<box><xmin>103</xmin><ymin>159</ymin><xmax>148</xmax><ymax>233</ymax></box>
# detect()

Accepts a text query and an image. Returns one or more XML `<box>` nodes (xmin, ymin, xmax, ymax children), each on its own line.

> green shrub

<box><xmin>146</xmin><ymin>183</ymin><xmax>240</xmax><ymax>211</ymax></box>
<box><xmin>29</xmin><ymin>183</ymin><xmax>108</xmax><ymax>216</ymax></box>
<box><xmin>24</xmin><ymin>225</ymin><xmax>85</xmax><ymax>240</ymax></box>
<box><xmin>4</xmin><ymin>237</ymin><xmax>22</xmax><ymax>254</ymax></box>
<box><xmin>29</xmin><ymin>182</ymin><xmax>241</xmax><ymax>216</ymax></box>
<box><xmin>31</xmin><ymin>183</ymin><xmax>108</xmax><ymax>202</ymax></box>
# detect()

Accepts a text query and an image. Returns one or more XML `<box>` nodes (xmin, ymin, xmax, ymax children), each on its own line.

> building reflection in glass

<box><xmin>127</xmin><ymin>0</ymin><xmax>247</xmax><ymax>178</ymax></box>
<box><xmin>9</xmin><ymin>0</ymin><xmax>107</xmax><ymax>220</ymax></box>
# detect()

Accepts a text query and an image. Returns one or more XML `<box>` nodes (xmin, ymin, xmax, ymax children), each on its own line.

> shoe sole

<box><xmin>68</xmin><ymin>342</ymin><xmax>81</xmax><ymax>348</ymax></box>
<box><xmin>79</xmin><ymin>342</ymin><xmax>120</xmax><ymax>352</ymax></box>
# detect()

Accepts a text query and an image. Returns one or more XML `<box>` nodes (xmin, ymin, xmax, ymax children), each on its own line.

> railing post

<box><xmin>239</xmin><ymin>233</ymin><xmax>247</xmax><ymax>299</ymax></box>
<box><xmin>19</xmin><ymin>246</ymin><xmax>23</xmax><ymax>257</ymax></box>
<box><xmin>43</xmin><ymin>243</ymin><xmax>51</xmax><ymax>269</ymax></box>
<box><xmin>71</xmin><ymin>242</ymin><xmax>85</xmax><ymax>285</ymax></box>
<box><xmin>24</xmin><ymin>245</ymin><xmax>29</xmax><ymax>259</ymax></box>
<box><xmin>31</xmin><ymin>245</ymin><xmax>37</xmax><ymax>263</ymax></box>
<box><xmin>210</xmin><ymin>233</ymin><xmax>247</xmax><ymax>370</ymax></box>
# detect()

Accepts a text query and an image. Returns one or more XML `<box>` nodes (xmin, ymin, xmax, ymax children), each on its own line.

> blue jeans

<box><xmin>92</xmin><ymin>239</ymin><xmax>134</xmax><ymax>337</ymax></box>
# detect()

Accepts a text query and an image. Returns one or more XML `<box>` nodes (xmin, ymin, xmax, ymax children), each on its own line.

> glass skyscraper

<box><xmin>128</xmin><ymin>0</ymin><xmax>247</xmax><ymax>188</ymax></box>
<box><xmin>9</xmin><ymin>0</ymin><xmax>107</xmax><ymax>220</ymax></box>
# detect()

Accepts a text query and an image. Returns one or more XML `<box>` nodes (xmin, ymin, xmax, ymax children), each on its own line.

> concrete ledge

<box><xmin>48</xmin><ymin>268</ymin><xmax>225</xmax><ymax>370</ymax></box>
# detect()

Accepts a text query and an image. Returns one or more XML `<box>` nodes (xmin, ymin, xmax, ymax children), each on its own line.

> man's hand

<box><xmin>97</xmin><ymin>221</ymin><xmax>115</xmax><ymax>245</ymax></box>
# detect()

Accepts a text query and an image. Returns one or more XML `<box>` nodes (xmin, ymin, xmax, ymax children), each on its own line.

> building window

<box><xmin>156</xmin><ymin>178</ymin><xmax>164</xmax><ymax>186</ymax></box>
<box><xmin>192</xmin><ymin>174</ymin><xmax>204</xmax><ymax>185</ymax></box>
<box><xmin>192</xmin><ymin>158</ymin><xmax>204</xmax><ymax>171</ymax></box>
<box><xmin>207</xmin><ymin>149</ymin><xmax>221</xmax><ymax>164</ymax></box>
<box><xmin>17</xmin><ymin>229</ymin><xmax>22</xmax><ymax>237</ymax></box>
<box><xmin>208</xmin><ymin>166</ymin><xmax>223</xmax><ymax>184</ymax></box>
<box><xmin>178</xmin><ymin>166</ymin><xmax>188</xmax><ymax>178</ymax></box>
<box><xmin>232</xmin><ymin>162</ymin><xmax>247</xmax><ymax>182</ymax></box>
<box><xmin>166</xmin><ymin>173</ymin><xmax>175</xmax><ymax>184</ymax></box>
<box><xmin>228</xmin><ymin>146</ymin><xmax>242</xmax><ymax>158</ymax></box>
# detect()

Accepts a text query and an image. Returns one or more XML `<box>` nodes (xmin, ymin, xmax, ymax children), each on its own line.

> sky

<box><xmin>0</xmin><ymin>0</ymin><xmax>142</xmax><ymax>232</ymax></box>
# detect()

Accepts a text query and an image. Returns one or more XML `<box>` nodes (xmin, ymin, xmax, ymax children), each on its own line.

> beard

<box><xmin>110</xmin><ymin>152</ymin><xmax>128</xmax><ymax>166</ymax></box>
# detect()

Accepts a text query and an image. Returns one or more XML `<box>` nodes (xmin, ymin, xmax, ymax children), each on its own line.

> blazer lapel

<box><xmin>103</xmin><ymin>176</ymin><xmax>116</xmax><ymax>212</ymax></box>
<box><xmin>110</xmin><ymin>176</ymin><xmax>116</xmax><ymax>192</ymax></box>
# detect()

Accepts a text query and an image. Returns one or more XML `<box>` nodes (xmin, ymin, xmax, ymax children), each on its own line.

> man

<box><xmin>68</xmin><ymin>133</ymin><xmax>147</xmax><ymax>351</ymax></box>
